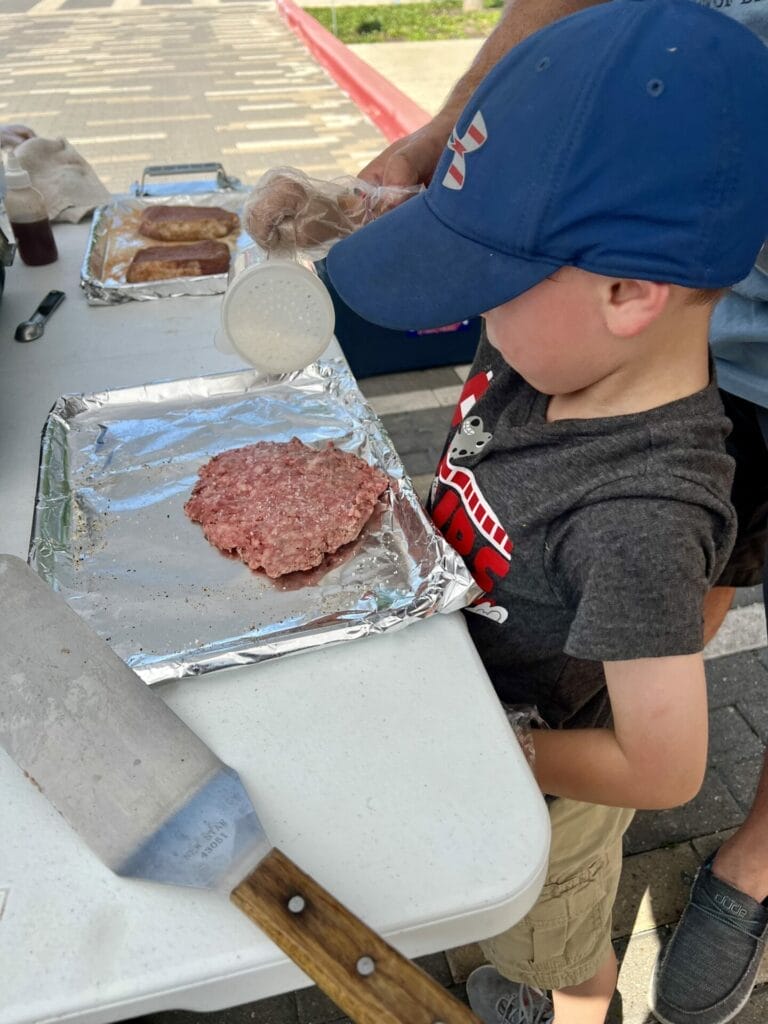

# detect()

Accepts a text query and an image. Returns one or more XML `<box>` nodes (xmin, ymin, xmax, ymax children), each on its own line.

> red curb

<box><xmin>275</xmin><ymin>0</ymin><xmax>431</xmax><ymax>143</ymax></box>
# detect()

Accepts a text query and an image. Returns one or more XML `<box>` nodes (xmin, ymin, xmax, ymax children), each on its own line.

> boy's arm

<box><xmin>359</xmin><ymin>0</ymin><xmax>607</xmax><ymax>188</ymax></box>
<box><xmin>532</xmin><ymin>653</ymin><xmax>708</xmax><ymax>809</ymax></box>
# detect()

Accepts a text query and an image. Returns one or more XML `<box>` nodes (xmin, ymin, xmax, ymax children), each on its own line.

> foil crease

<box><xmin>29</xmin><ymin>360</ymin><xmax>480</xmax><ymax>685</ymax></box>
<box><xmin>80</xmin><ymin>189</ymin><xmax>250</xmax><ymax>305</ymax></box>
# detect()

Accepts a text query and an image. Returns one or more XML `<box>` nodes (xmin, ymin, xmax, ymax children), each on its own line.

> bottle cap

<box><xmin>4</xmin><ymin>153</ymin><xmax>31</xmax><ymax>190</ymax></box>
<box><xmin>216</xmin><ymin>256</ymin><xmax>335</xmax><ymax>374</ymax></box>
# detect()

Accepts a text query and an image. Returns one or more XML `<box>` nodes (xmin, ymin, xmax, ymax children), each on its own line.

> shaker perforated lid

<box><xmin>217</xmin><ymin>259</ymin><xmax>335</xmax><ymax>374</ymax></box>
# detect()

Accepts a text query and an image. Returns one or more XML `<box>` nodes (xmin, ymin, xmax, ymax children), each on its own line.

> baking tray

<box><xmin>29</xmin><ymin>360</ymin><xmax>479</xmax><ymax>685</ymax></box>
<box><xmin>80</xmin><ymin>162</ymin><xmax>251</xmax><ymax>305</ymax></box>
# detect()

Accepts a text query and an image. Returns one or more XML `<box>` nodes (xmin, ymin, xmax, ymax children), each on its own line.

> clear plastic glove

<box><xmin>0</xmin><ymin>124</ymin><xmax>36</xmax><ymax>149</ymax></box>
<box><xmin>502</xmin><ymin>704</ymin><xmax>548</xmax><ymax>770</ymax></box>
<box><xmin>243</xmin><ymin>166</ymin><xmax>421</xmax><ymax>261</ymax></box>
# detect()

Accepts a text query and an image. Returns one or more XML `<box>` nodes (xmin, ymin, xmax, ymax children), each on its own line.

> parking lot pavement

<box><xmin>1</xmin><ymin>0</ymin><xmax>385</xmax><ymax>192</ymax></box>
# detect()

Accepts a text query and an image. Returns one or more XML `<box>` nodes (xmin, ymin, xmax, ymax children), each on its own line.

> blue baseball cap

<box><xmin>327</xmin><ymin>0</ymin><xmax>768</xmax><ymax>330</ymax></box>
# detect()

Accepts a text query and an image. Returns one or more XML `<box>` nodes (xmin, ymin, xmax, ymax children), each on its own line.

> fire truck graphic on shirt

<box><xmin>430</xmin><ymin>371</ymin><xmax>513</xmax><ymax>622</ymax></box>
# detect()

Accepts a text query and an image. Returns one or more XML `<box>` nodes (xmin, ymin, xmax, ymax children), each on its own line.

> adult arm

<box><xmin>359</xmin><ymin>0</ymin><xmax>607</xmax><ymax>188</ymax></box>
<box><xmin>532</xmin><ymin>653</ymin><xmax>709</xmax><ymax>809</ymax></box>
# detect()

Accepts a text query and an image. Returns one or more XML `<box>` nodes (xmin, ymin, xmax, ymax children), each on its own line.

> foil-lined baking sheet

<box><xmin>80</xmin><ymin>189</ymin><xmax>250</xmax><ymax>305</ymax></box>
<box><xmin>29</xmin><ymin>360</ymin><xmax>479</xmax><ymax>685</ymax></box>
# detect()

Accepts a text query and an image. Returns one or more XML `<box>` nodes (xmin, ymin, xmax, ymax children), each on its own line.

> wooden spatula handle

<box><xmin>231</xmin><ymin>848</ymin><xmax>481</xmax><ymax>1024</ymax></box>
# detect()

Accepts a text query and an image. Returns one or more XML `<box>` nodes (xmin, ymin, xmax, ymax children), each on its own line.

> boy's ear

<box><xmin>603</xmin><ymin>278</ymin><xmax>670</xmax><ymax>338</ymax></box>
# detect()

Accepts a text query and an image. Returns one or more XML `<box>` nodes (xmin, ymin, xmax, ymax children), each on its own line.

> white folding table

<box><xmin>0</xmin><ymin>223</ymin><xmax>549</xmax><ymax>1024</ymax></box>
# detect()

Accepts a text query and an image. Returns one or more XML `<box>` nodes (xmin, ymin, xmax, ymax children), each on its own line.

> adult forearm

<box><xmin>359</xmin><ymin>0</ymin><xmax>607</xmax><ymax>187</ymax></box>
<box><xmin>532</xmin><ymin>727</ymin><xmax>704</xmax><ymax>810</ymax></box>
<box><xmin>435</xmin><ymin>0</ymin><xmax>608</xmax><ymax>129</ymax></box>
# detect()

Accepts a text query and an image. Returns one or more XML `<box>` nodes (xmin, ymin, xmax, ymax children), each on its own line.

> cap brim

<box><xmin>325</xmin><ymin>191</ymin><xmax>561</xmax><ymax>331</ymax></box>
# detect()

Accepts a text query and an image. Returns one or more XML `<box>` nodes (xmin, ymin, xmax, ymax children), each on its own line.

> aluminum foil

<box><xmin>80</xmin><ymin>189</ymin><xmax>250</xmax><ymax>305</ymax></box>
<box><xmin>29</xmin><ymin>360</ymin><xmax>479</xmax><ymax>685</ymax></box>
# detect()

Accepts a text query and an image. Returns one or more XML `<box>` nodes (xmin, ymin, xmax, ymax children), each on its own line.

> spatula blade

<box><xmin>0</xmin><ymin>554</ymin><xmax>270</xmax><ymax>890</ymax></box>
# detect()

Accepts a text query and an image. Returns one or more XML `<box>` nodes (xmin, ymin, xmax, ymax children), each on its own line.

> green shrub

<box><xmin>358</xmin><ymin>17</ymin><xmax>384</xmax><ymax>33</ymax></box>
<box><xmin>307</xmin><ymin>1</ymin><xmax>501</xmax><ymax>43</ymax></box>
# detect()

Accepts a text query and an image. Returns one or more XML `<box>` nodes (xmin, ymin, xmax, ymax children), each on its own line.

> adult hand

<box><xmin>357</xmin><ymin>0</ymin><xmax>602</xmax><ymax>198</ymax></box>
<box><xmin>358</xmin><ymin>116</ymin><xmax>454</xmax><ymax>193</ymax></box>
<box><xmin>245</xmin><ymin>168</ymin><xmax>371</xmax><ymax>256</ymax></box>
<box><xmin>245</xmin><ymin>166</ymin><xmax>419</xmax><ymax>256</ymax></box>
<box><xmin>1</xmin><ymin>124</ymin><xmax>36</xmax><ymax>148</ymax></box>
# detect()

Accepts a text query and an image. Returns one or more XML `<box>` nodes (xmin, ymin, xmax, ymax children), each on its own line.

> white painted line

<box><xmin>433</xmin><ymin>385</ymin><xmax>463</xmax><ymax>408</ymax></box>
<box><xmin>9</xmin><ymin>66</ymin><xmax>77</xmax><ymax>77</ymax></box>
<box><xmin>214</xmin><ymin>119</ymin><xmax>312</xmax><ymax>132</ymax></box>
<box><xmin>29</xmin><ymin>0</ymin><xmax>67</xmax><ymax>13</ymax></box>
<box><xmin>205</xmin><ymin>84</ymin><xmax>335</xmax><ymax>97</ymax></box>
<box><xmin>368</xmin><ymin>390</ymin><xmax>445</xmax><ymax>416</ymax></box>
<box><xmin>87</xmin><ymin>151</ymin><xmax>153</xmax><ymax>164</ymax></box>
<box><xmin>86</xmin><ymin>114</ymin><xmax>212</xmax><ymax>126</ymax></box>
<box><xmin>66</xmin><ymin>95</ymin><xmax>193</xmax><ymax>105</ymax></box>
<box><xmin>68</xmin><ymin>132</ymin><xmax>166</xmax><ymax>145</ymax></box>
<box><xmin>237</xmin><ymin>103</ymin><xmax>303</xmax><ymax>112</ymax></box>
<box><xmin>226</xmin><ymin>135</ymin><xmax>340</xmax><ymax>153</ymax></box>
<box><xmin>29</xmin><ymin>85</ymin><xmax>152</xmax><ymax>95</ymax></box>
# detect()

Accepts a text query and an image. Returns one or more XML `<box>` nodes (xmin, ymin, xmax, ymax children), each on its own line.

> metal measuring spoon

<box><xmin>14</xmin><ymin>289</ymin><xmax>65</xmax><ymax>343</ymax></box>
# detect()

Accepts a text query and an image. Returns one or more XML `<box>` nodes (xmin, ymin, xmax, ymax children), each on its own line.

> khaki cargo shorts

<box><xmin>481</xmin><ymin>797</ymin><xmax>634</xmax><ymax>991</ymax></box>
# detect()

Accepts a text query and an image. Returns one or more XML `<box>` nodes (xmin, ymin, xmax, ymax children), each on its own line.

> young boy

<box><xmin>323</xmin><ymin>1</ymin><xmax>768</xmax><ymax>1021</ymax></box>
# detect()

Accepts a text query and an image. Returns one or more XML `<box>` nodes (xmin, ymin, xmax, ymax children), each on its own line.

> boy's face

<box><xmin>482</xmin><ymin>267</ymin><xmax>621</xmax><ymax>395</ymax></box>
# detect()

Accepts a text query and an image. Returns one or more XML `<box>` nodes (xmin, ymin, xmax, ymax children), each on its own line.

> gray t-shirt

<box><xmin>698</xmin><ymin>0</ymin><xmax>768</xmax><ymax>406</ymax></box>
<box><xmin>429</xmin><ymin>340</ymin><xmax>736</xmax><ymax>729</ymax></box>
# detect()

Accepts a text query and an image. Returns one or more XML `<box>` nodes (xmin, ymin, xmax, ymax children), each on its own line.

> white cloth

<box><xmin>15</xmin><ymin>137</ymin><xmax>110</xmax><ymax>223</ymax></box>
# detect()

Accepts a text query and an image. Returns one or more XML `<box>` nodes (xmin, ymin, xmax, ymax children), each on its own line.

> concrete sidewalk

<box><xmin>348</xmin><ymin>38</ymin><xmax>484</xmax><ymax>116</ymax></box>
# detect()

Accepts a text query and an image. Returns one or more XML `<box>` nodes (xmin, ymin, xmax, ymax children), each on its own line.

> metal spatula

<box><xmin>0</xmin><ymin>555</ymin><xmax>479</xmax><ymax>1024</ymax></box>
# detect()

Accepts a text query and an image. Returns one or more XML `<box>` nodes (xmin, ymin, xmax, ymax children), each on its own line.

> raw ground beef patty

<box><xmin>184</xmin><ymin>438</ymin><xmax>389</xmax><ymax>578</ymax></box>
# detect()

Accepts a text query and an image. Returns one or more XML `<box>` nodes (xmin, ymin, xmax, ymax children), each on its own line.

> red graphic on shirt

<box><xmin>435</xmin><ymin>458</ymin><xmax>512</xmax><ymax>560</ymax></box>
<box><xmin>452</xmin><ymin>370</ymin><xmax>492</xmax><ymax>426</ymax></box>
<box><xmin>431</xmin><ymin>371</ymin><xmax>513</xmax><ymax>606</ymax></box>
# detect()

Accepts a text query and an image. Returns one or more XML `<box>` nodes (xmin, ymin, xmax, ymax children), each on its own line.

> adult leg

<box><xmin>700</xmin><ymin>399</ymin><xmax>768</xmax><ymax>901</ymax></box>
<box><xmin>707</xmin><ymin>555</ymin><xmax>768</xmax><ymax>904</ymax></box>
<box><xmin>702</xmin><ymin>585</ymin><xmax>736</xmax><ymax>645</ymax></box>
<box><xmin>650</xmin><ymin>396</ymin><xmax>768</xmax><ymax>1024</ymax></box>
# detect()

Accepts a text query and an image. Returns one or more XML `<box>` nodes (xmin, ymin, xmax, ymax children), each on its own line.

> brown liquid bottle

<box><xmin>4</xmin><ymin>154</ymin><xmax>58</xmax><ymax>267</ymax></box>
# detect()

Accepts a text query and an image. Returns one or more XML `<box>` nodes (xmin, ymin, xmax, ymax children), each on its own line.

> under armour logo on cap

<box><xmin>442</xmin><ymin>111</ymin><xmax>487</xmax><ymax>191</ymax></box>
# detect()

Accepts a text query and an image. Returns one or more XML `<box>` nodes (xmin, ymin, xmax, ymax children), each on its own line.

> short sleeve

<box><xmin>546</xmin><ymin>497</ymin><xmax>725</xmax><ymax>662</ymax></box>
